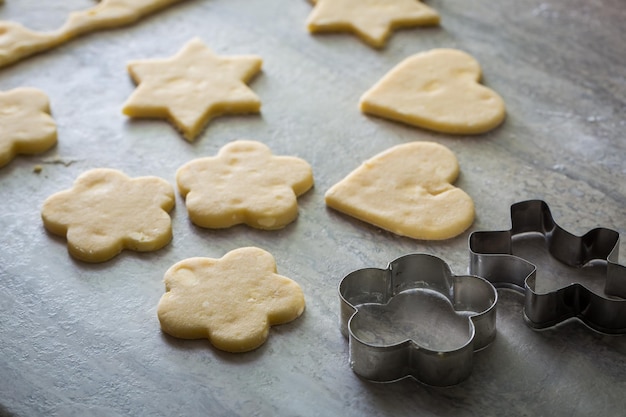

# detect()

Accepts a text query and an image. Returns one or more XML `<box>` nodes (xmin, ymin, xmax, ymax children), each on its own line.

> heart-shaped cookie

<box><xmin>325</xmin><ymin>141</ymin><xmax>474</xmax><ymax>240</ymax></box>
<box><xmin>360</xmin><ymin>49</ymin><xmax>506</xmax><ymax>134</ymax></box>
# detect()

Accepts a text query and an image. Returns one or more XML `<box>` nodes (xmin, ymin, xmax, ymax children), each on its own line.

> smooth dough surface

<box><xmin>157</xmin><ymin>247</ymin><xmax>306</xmax><ymax>353</ymax></box>
<box><xmin>306</xmin><ymin>0</ymin><xmax>439</xmax><ymax>48</ymax></box>
<box><xmin>123</xmin><ymin>38</ymin><xmax>262</xmax><ymax>141</ymax></box>
<box><xmin>0</xmin><ymin>0</ymin><xmax>183</xmax><ymax>68</ymax></box>
<box><xmin>0</xmin><ymin>87</ymin><xmax>57</xmax><ymax>168</ymax></box>
<box><xmin>325</xmin><ymin>141</ymin><xmax>474</xmax><ymax>240</ymax></box>
<box><xmin>176</xmin><ymin>140</ymin><xmax>313</xmax><ymax>229</ymax></box>
<box><xmin>41</xmin><ymin>168</ymin><xmax>175</xmax><ymax>262</ymax></box>
<box><xmin>360</xmin><ymin>49</ymin><xmax>506</xmax><ymax>134</ymax></box>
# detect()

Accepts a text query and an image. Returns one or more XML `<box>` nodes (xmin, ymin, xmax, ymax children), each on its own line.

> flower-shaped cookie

<box><xmin>340</xmin><ymin>253</ymin><xmax>497</xmax><ymax>386</ymax></box>
<box><xmin>176</xmin><ymin>140</ymin><xmax>314</xmax><ymax>230</ymax></box>
<box><xmin>157</xmin><ymin>247</ymin><xmax>306</xmax><ymax>352</ymax></box>
<box><xmin>306</xmin><ymin>0</ymin><xmax>439</xmax><ymax>48</ymax></box>
<box><xmin>123</xmin><ymin>38</ymin><xmax>263</xmax><ymax>141</ymax></box>
<box><xmin>0</xmin><ymin>0</ymin><xmax>183</xmax><ymax>68</ymax></box>
<box><xmin>0</xmin><ymin>88</ymin><xmax>57</xmax><ymax>168</ymax></box>
<box><xmin>360</xmin><ymin>49</ymin><xmax>506</xmax><ymax>134</ymax></box>
<box><xmin>325</xmin><ymin>141</ymin><xmax>474</xmax><ymax>240</ymax></box>
<box><xmin>470</xmin><ymin>200</ymin><xmax>626</xmax><ymax>334</ymax></box>
<box><xmin>41</xmin><ymin>168</ymin><xmax>175</xmax><ymax>262</ymax></box>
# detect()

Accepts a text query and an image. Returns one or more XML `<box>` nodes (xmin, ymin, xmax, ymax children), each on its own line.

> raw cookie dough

<box><xmin>306</xmin><ymin>0</ymin><xmax>439</xmax><ymax>48</ymax></box>
<box><xmin>360</xmin><ymin>49</ymin><xmax>506</xmax><ymax>134</ymax></box>
<box><xmin>0</xmin><ymin>0</ymin><xmax>184</xmax><ymax>68</ymax></box>
<box><xmin>325</xmin><ymin>141</ymin><xmax>474</xmax><ymax>240</ymax></box>
<box><xmin>157</xmin><ymin>247</ymin><xmax>306</xmax><ymax>353</ymax></box>
<box><xmin>176</xmin><ymin>140</ymin><xmax>313</xmax><ymax>229</ymax></box>
<box><xmin>123</xmin><ymin>38</ymin><xmax>262</xmax><ymax>141</ymax></box>
<box><xmin>41</xmin><ymin>168</ymin><xmax>175</xmax><ymax>262</ymax></box>
<box><xmin>0</xmin><ymin>87</ymin><xmax>57</xmax><ymax>168</ymax></box>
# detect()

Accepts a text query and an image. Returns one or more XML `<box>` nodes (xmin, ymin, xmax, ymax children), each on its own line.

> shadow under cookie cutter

<box><xmin>469</xmin><ymin>199</ymin><xmax>626</xmax><ymax>334</ymax></box>
<box><xmin>339</xmin><ymin>253</ymin><xmax>497</xmax><ymax>386</ymax></box>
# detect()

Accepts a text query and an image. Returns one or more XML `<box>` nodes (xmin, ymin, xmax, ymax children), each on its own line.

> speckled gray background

<box><xmin>1</xmin><ymin>0</ymin><xmax>624</xmax><ymax>416</ymax></box>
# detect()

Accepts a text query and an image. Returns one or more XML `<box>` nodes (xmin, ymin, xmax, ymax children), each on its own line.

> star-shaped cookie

<box><xmin>306</xmin><ymin>0</ymin><xmax>440</xmax><ymax>48</ymax></box>
<box><xmin>0</xmin><ymin>87</ymin><xmax>57</xmax><ymax>168</ymax></box>
<box><xmin>122</xmin><ymin>38</ymin><xmax>263</xmax><ymax>141</ymax></box>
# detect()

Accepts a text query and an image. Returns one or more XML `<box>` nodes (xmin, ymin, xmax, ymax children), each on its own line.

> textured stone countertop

<box><xmin>1</xmin><ymin>0</ymin><xmax>624</xmax><ymax>416</ymax></box>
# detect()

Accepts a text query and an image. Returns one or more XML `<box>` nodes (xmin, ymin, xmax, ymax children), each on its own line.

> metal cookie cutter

<box><xmin>469</xmin><ymin>199</ymin><xmax>626</xmax><ymax>333</ymax></box>
<box><xmin>339</xmin><ymin>253</ymin><xmax>497</xmax><ymax>386</ymax></box>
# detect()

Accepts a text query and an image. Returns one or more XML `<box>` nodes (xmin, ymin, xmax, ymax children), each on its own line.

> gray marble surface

<box><xmin>0</xmin><ymin>0</ymin><xmax>624</xmax><ymax>416</ymax></box>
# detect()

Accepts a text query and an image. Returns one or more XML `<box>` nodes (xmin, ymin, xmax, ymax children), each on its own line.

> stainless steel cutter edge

<box><xmin>469</xmin><ymin>199</ymin><xmax>626</xmax><ymax>334</ymax></box>
<box><xmin>339</xmin><ymin>253</ymin><xmax>498</xmax><ymax>386</ymax></box>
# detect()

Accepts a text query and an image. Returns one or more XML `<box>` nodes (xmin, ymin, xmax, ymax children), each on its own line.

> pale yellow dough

<box><xmin>0</xmin><ymin>87</ymin><xmax>57</xmax><ymax>168</ymax></box>
<box><xmin>325</xmin><ymin>142</ymin><xmax>474</xmax><ymax>240</ymax></box>
<box><xmin>157</xmin><ymin>247</ymin><xmax>306</xmax><ymax>353</ymax></box>
<box><xmin>41</xmin><ymin>168</ymin><xmax>175</xmax><ymax>262</ymax></box>
<box><xmin>0</xmin><ymin>0</ymin><xmax>183</xmax><ymax>68</ymax></box>
<box><xmin>306</xmin><ymin>0</ymin><xmax>439</xmax><ymax>48</ymax></box>
<box><xmin>123</xmin><ymin>38</ymin><xmax>263</xmax><ymax>141</ymax></box>
<box><xmin>360</xmin><ymin>49</ymin><xmax>506</xmax><ymax>134</ymax></box>
<box><xmin>176</xmin><ymin>140</ymin><xmax>313</xmax><ymax>229</ymax></box>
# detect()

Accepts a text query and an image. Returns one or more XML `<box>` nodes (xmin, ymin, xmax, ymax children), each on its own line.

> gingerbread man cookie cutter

<box><xmin>469</xmin><ymin>200</ymin><xmax>626</xmax><ymax>334</ymax></box>
<box><xmin>339</xmin><ymin>253</ymin><xmax>497</xmax><ymax>386</ymax></box>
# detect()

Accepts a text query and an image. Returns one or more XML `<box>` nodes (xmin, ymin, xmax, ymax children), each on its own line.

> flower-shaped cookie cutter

<box><xmin>339</xmin><ymin>253</ymin><xmax>497</xmax><ymax>386</ymax></box>
<box><xmin>469</xmin><ymin>200</ymin><xmax>626</xmax><ymax>334</ymax></box>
